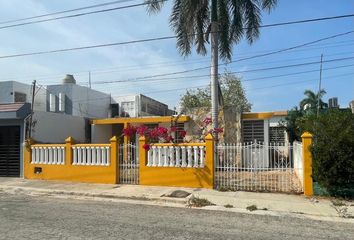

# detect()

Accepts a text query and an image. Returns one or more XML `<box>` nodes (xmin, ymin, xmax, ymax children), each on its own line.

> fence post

<box><xmin>205</xmin><ymin>133</ymin><xmax>215</xmax><ymax>189</ymax></box>
<box><xmin>110</xmin><ymin>136</ymin><xmax>119</xmax><ymax>183</ymax></box>
<box><xmin>23</xmin><ymin>138</ymin><xmax>34</xmax><ymax>178</ymax></box>
<box><xmin>301</xmin><ymin>132</ymin><xmax>313</xmax><ymax>196</ymax></box>
<box><xmin>65</xmin><ymin>136</ymin><xmax>74</xmax><ymax>166</ymax></box>
<box><xmin>139</xmin><ymin>135</ymin><xmax>147</xmax><ymax>184</ymax></box>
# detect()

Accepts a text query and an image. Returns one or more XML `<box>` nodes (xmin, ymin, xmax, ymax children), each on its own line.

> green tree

<box><xmin>299</xmin><ymin>89</ymin><xmax>328</xmax><ymax>113</ymax></box>
<box><xmin>180</xmin><ymin>71</ymin><xmax>251</xmax><ymax>111</ymax></box>
<box><xmin>145</xmin><ymin>0</ymin><xmax>277</xmax><ymax>130</ymax></box>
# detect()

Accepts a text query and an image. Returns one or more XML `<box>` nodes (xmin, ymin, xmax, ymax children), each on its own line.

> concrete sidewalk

<box><xmin>0</xmin><ymin>178</ymin><xmax>353</xmax><ymax>223</ymax></box>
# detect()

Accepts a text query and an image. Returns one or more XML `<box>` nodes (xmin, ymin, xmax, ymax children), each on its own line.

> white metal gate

<box><xmin>119</xmin><ymin>143</ymin><xmax>139</xmax><ymax>184</ymax></box>
<box><xmin>215</xmin><ymin>141</ymin><xmax>303</xmax><ymax>193</ymax></box>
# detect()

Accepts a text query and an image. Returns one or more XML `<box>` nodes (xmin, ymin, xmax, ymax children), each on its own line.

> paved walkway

<box><xmin>0</xmin><ymin>177</ymin><xmax>353</xmax><ymax>223</ymax></box>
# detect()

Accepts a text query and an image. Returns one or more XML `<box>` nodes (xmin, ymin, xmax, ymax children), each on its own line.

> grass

<box><xmin>331</xmin><ymin>199</ymin><xmax>346</xmax><ymax>207</ymax></box>
<box><xmin>224</xmin><ymin>204</ymin><xmax>233</xmax><ymax>208</ymax></box>
<box><xmin>187</xmin><ymin>196</ymin><xmax>215</xmax><ymax>208</ymax></box>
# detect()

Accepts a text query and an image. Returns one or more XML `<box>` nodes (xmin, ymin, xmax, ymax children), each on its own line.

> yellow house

<box><xmin>90</xmin><ymin>110</ymin><xmax>288</xmax><ymax>145</ymax></box>
<box><xmin>241</xmin><ymin>111</ymin><xmax>288</xmax><ymax>143</ymax></box>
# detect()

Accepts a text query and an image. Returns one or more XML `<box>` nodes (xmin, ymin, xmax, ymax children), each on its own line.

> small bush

<box><xmin>224</xmin><ymin>204</ymin><xmax>233</xmax><ymax>208</ymax></box>
<box><xmin>187</xmin><ymin>196</ymin><xmax>214</xmax><ymax>207</ymax></box>
<box><xmin>246</xmin><ymin>205</ymin><xmax>258</xmax><ymax>211</ymax></box>
<box><xmin>303</xmin><ymin>110</ymin><xmax>354</xmax><ymax>197</ymax></box>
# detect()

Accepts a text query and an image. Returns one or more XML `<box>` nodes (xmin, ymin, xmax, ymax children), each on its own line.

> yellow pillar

<box><xmin>301</xmin><ymin>132</ymin><xmax>313</xmax><ymax>196</ymax></box>
<box><xmin>123</xmin><ymin>122</ymin><xmax>130</xmax><ymax>161</ymax></box>
<box><xmin>110</xmin><ymin>136</ymin><xmax>119</xmax><ymax>183</ymax></box>
<box><xmin>23</xmin><ymin>138</ymin><xmax>34</xmax><ymax>178</ymax></box>
<box><xmin>139</xmin><ymin>135</ymin><xmax>147</xmax><ymax>181</ymax></box>
<box><xmin>205</xmin><ymin>133</ymin><xmax>215</xmax><ymax>188</ymax></box>
<box><xmin>65</xmin><ymin>136</ymin><xmax>74</xmax><ymax>166</ymax></box>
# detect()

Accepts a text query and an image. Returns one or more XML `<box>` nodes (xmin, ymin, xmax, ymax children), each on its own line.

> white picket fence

<box><xmin>216</xmin><ymin>141</ymin><xmax>303</xmax><ymax>193</ymax></box>
<box><xmin>31</xmin><ymin>146</ymin><xmax>65</xmax><ymax>165</ymax></box>
<box><xmin>72</xmin><ymin>145</ymin><xmax>110</xmax><ymax>166</ymax></box>
<box><xmin>147</xmin><ymin>144</ymin><xmax>206</xmax><ymax>168</ymax></box>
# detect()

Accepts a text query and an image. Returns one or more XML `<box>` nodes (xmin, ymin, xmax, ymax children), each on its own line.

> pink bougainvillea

<box><xmin>179</xmin><ymin>130</ymin><xmax>187</xmax><ymax>138</ymax></box>
<box><xmin>203</xmin><ymin>117</ymin><xmax>212</xmax><ymax>125</ymax></box>
<box><xmin>136</xmin><ymin>125</ymin><xmax>149</xmax><ymax>136</ymax></box>
<box><xmin>122</xmin><ymin>125</ymin><xmax>136</xmax><ymax>138</ymax></box>
<box><xmin>142</xmin><ymin>143</ymin><xmax>150</xmax><ymax>151</ymax></box>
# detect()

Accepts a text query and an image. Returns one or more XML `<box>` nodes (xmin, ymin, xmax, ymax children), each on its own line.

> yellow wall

<box><xmin>138</xmin><ymin>134</ymin><xmax>214</xmax><ymax>189</ymax></box>
<box><xmin>24</xmin><ymin>137</ymin><xmax>119</xmax><ymax>184</ymax></box>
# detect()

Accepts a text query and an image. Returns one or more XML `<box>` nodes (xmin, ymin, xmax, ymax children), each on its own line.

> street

<box><xmin>0</xmin><ymin>192</ymin><xmax>353</xmax><ymax>240</ymax></box>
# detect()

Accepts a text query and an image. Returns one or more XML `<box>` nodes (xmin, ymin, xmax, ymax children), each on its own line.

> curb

<box><xmin>1</xmin><ymin>185</ymin><xmax>353</xmax><ymax>224</ymax></box>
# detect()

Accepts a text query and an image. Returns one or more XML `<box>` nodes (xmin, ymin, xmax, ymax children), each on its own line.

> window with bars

<box><xmin>174</xmin><ymin>123</ymin><xmax>185</xmax><ymax>143</ymax></box>
<box><xmin>14</xmin><ymin>92</ymin><xmax>26</xmax><ymax>102</ymax></box>
<box><xmin>242</xmin><ymin>120</ymin><xmax>264</xmax><ymax>143</ymax></box>
<box><xmin>269</xmin><ymin>126</ymin><xmax>286</xmax><ymax>143</ymax></box>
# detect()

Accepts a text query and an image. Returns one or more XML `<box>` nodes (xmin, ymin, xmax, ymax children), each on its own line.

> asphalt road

<box><xmin>0</xmin><ymin>192</ymin><xmax>353</xmax><ymax>240</ymax></box>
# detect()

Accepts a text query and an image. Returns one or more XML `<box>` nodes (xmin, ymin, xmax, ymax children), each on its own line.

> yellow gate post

<box><xmin>24</xmin><ymin>138</ymin><xmax>34</xmax><ymax>178</ymax></box>
<box><xmin>110</xmin><ymin>136</ymin><xmax>119</xmax><ymax>183</ymax></box>
<box><xmin>301</xmin><ymin>132</ymin><xmax>313</xmax><ymax>196</ymax></box>
<box><xmin>65</xmin><ymin>137</ymin><xmax>74</xmax><ymax>166</ymax></box>
<box><xmin>205</xmin><ymin>133</ymin><xmax>215</xmax><ymax>188</ymax></box>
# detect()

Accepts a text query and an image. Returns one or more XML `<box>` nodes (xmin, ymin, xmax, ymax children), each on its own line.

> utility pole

<box><xmin>88</xmin><ymin>71</ymin><xmax>92</xmax><ymax>89</ymax></box>
<box><xmin>317</xmin><ymin>54</ymin><xmax>323</xmax><ymax>117</ymax></box>
<box><xmin>28</xmin><ymin>80</ymin><xmax>36</xmax><ymax>138</ymax></box>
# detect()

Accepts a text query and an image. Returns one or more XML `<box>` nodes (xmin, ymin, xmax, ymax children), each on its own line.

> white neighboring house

<box><xmin>114</xmin><ymin>94</ymin><xmax>175</xmax><ymax>117</ymax></box>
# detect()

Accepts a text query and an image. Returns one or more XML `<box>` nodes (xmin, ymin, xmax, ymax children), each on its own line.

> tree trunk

<box><xmin>210</xmin><ymin>0</ymin><xmax>219</xmax><ymax>134</ymax></box>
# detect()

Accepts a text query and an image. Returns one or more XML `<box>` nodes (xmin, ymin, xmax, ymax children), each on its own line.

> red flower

<box><xmin>179</xmin><ymin>130</ymin><xmax>187</xmax><ymax>138</ymax></box>
<box><xmin>165</xmin><ymin>135</ymin><xmax>174</xmax><ymax>142</ymax></box>
<box><xmin>203</xmin><ymin>117</ymin><xmax>212</xmax><ymax>125</ymax></box>
<box><xmin>136</xmin><ymin>125</ymin><xmax>148</xmax><ymax>136</ymax></box>
<box><xmin>122</xmin><ymin>126</ymin><xmax>136</xmax><ymax>137</ymax></box>
<box><xmin>169</xmin><ymin>126</ymin><xmax>177</xmax><ymax>132</ymax></box>
<box><xmin>143</xmin><ymin>144</ymin><xmax>150</xmax><ymax>151</ymax></box>
<box><xmin>214</xmin><ymin>128</ymin><xmax>223</xmax><ymax>133</ymax></box>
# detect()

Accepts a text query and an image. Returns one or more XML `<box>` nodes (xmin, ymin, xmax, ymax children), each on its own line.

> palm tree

<box><xmin>145</xmin><ymin>0</ymin><xmax>277</xmax><ymax>131</ymax></box>
<box><xmin>300</xmin><ymin>89</ymin><xmax>328</xmax><ymax>112</ymax></box>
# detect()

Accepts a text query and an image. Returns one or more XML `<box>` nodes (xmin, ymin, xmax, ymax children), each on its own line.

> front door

<box><xmin>0</xmin><ymin>126</ymin><xmax>21</xmax><ymax>177</ymax></box>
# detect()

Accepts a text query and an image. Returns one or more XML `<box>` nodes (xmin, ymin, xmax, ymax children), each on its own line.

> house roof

<box><xmin>91</xmin><ymin>115</ymin><xmax>190</xmax><ymax>125</ymax></box>
<box><xmin>241</xmin><ymin>111</ymin><xmax>288</xmax><ymax>120</ymax></box>
<box><xmin>0</xmin><ymin>103</ymin><xmax>31</xmax><ymax>119</ymax></box>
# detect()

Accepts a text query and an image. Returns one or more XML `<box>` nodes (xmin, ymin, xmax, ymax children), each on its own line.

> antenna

<box><xmin>88</xmin><ymin>71</ymin><xmax>91</xmax><ymax>89</ymax></box>
<box><xmin>317</xmin><ymin>54</ymin><xmax>323</xmax><ymax>117</ymax></box>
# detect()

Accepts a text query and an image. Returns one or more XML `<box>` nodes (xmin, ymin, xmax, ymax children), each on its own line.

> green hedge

<box><xmin>301</xmin><ymin>110</ymin><xmax>354</xmax><ymax>198</ymax></box>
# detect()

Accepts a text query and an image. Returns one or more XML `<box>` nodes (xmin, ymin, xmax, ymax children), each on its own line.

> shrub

<box><xmin>305</xmin><ymin>110</ymin><xmax>354</xmax><ymax>197</ymax></box>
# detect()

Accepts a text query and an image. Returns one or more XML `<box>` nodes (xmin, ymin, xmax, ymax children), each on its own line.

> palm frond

<box><xmin>218</xmin><ymin>0</ymin><xmax>231</xmax><ymax>60</ymax></box>
<box><xmin>261</xmin><ymin>0</ymin><xmax>278</xmax><ymax>12</ymax></box>
<box><xmin>229</xmin><ymin>0</ymin><xmax>244</xmax><ymax>44</ymax></box>
<box><xmin>144</xmin><ymin>0</ymin><xmax>166</xmax><ymax>14</ymax></box>
<box><xmin>243</xmin><ymin>0</ymin><xmax>261</xmax><ymax>44</ymax></box>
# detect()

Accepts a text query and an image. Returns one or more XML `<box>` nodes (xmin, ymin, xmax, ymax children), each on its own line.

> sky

<box><xmin>0</xmin><ymin>0</ymin><xmax>353</xmax><ymax>112</ymax></box>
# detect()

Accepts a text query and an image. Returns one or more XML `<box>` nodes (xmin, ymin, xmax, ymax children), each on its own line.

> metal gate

<box><xmin>0</xmin><ymin>126</ymin><xmax>21</xmax><ymax>177</ymax></box>
<box><xmin>215</xmin><ymin>141</ymin><xmax>303</xmax><ymax>193</ymax></box>
<box><xmin>119</xmin><ymin>143</ymin><xmax>139</xmax><ymax>184</ymax></box>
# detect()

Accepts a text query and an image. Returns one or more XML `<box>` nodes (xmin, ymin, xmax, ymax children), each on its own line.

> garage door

<box><xmin>0</xmin><ymin>126</ymin><xmax>21</xmax><ymax>177</ymax></box>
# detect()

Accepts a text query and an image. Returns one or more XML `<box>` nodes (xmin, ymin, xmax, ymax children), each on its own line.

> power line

<box><xmin>90</xmin><ymin>63</ymin><xmax>354</xmax><ymax>87</ymax></box>
<box><xmin>61</xmin><ymin>69</ymin><xmax>354</xmax><ymax>104</ymax></box>
<box><xmin>0</xmin><ymin>0</ymin><xmax>167</xmax><ymax>30</ymax></box>
<box><xmin>257</xmin><ymin>14</ymin><xmax>354</xmax><ymax>29</ymax></box>
<box><xmin>89</xmin><ymin>56</ymin><xmax>354</xmax><ymax>84</ymax></box>
<box><xmin>84</xmin><ymin>31</ymin><xmax>354</xmax><ymax>82</ymax></box>
<box><xmin>0</xmin><ymin>0</ymin><xmax>137</xmax><ymax>25</ymax></box>
<box><xmin>0</xmin><ymin>6</ymin><xmax>352</xmax><ymax>32</ymax></box>
<box><xmin>0</xmin><ymin>14</ymin><xmax>351</xmax><ymax>59</ymax></box>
